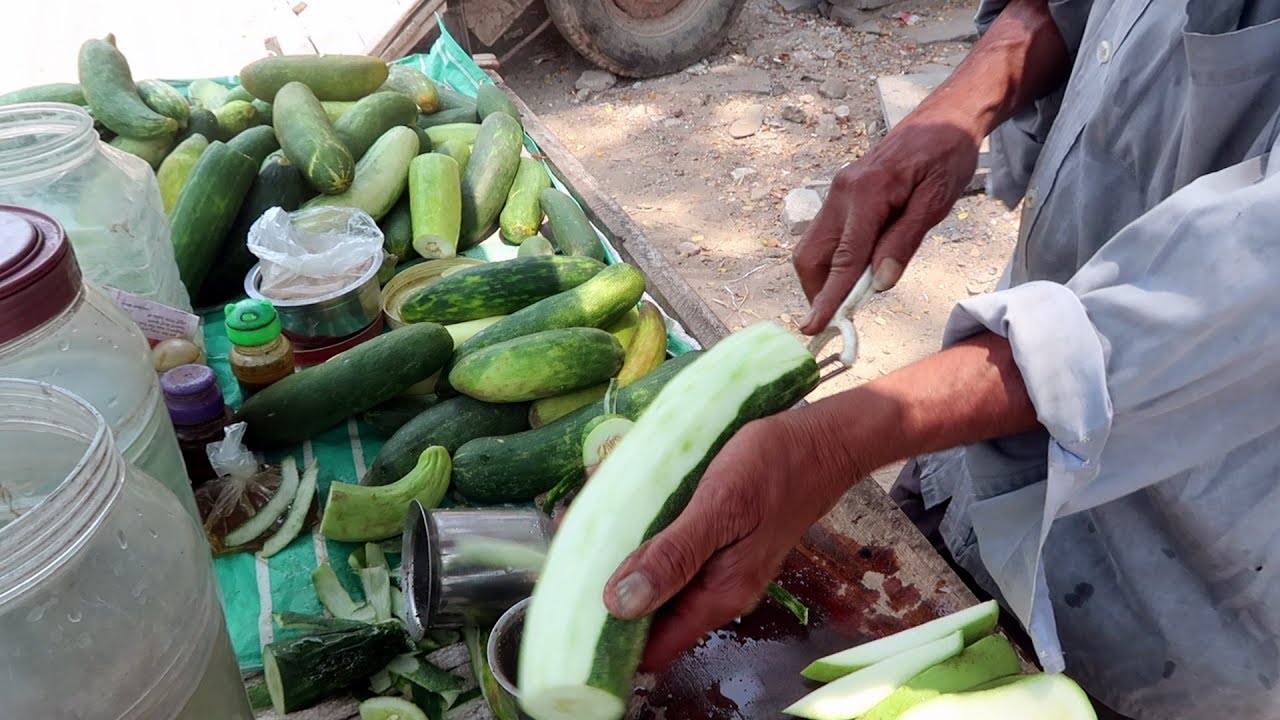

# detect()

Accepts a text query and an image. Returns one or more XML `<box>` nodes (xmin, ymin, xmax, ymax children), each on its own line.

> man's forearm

<box><xmin>786</xmin><ymin>332</ymin><xmax>1040</xmax><ymax>482</ymax></box>
<box><xmin>909</xmin><ymin>0</ymin><xmax>1071</xmax><ymax>143</ymax></box>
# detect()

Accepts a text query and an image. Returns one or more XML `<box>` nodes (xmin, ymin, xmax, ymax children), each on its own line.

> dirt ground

<box><xmin>499</xmin><ymin>0</ymin><xmax>1019</xmax><ymax>485</ymax></box>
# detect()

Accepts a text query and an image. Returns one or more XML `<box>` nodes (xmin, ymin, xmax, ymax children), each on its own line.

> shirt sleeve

<box><xmin>941</xmin><ymin>131</ymin><xmax>1280</xmax><ymax>670</ymax></box>
<box><xmin>976</xmin><ymin>0</ymin><xmax>1096</xmax><ymax>206</ymax></box>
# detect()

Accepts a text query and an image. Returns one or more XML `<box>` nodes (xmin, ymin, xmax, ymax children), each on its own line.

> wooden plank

<box><xmin>369</xmin><ymin>0</ymin><xmax>448</xmax><ymax>60</ymax></box>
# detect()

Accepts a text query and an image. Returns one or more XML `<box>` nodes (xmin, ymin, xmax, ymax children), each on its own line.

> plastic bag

<box><xmin>248</xmin><ymin>206</ymin><xmax>385</xmax><ymax>301</ymax></box>
<box><xmin>195</xmin><ymin>422</ymin><xmax>289</xmax><ymax>556</ymax></box>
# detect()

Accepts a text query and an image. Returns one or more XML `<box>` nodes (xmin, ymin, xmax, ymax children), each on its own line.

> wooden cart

<box><xmin>250</xmin><ymin>74</ymin><xmax>1002</xmax><ymax>720</ymax></box>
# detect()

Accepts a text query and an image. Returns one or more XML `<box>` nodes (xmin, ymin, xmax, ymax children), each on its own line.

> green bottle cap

<box><xmin>224</xmin><ymin>298</ymin><xmax>282</xmax><ymax>347</ymax></box>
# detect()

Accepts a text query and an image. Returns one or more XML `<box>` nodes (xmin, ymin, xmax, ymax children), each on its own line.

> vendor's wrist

<box><xmin>771</xmin><ymin>406</ymin><xmax>866</xmax><ymax>500</ymax></box>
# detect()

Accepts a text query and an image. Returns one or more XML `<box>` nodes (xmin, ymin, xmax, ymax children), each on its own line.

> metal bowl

<box><xmin>488</xmin><ymin>597</ymin><xmax>533</xmax><ymax>719</ymax></box>
<box><xmin>243</xmin><ymin>257</ymin><xmax>383</xmax><ymax>345</ymax></box>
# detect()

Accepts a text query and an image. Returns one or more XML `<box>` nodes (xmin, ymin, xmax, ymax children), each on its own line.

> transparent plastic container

<box><xmin>0</xmin><ymin>379</ymin><xmax>252</xmax><ymax>720</ymax></box>
<box><xmin>0</xmin><ymin>205</ymin><xmax>197</xmax><ymax>520</ymax></box>
<box><xmin>0</xmin><ymin>102</ymin><xmax>191</xmax><ymax>311</ymax></box>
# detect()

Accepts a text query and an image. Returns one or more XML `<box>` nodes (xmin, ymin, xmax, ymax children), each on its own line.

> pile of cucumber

<box><xmin>3</xmin><ymin>36</ymin><xmax>602</xmax><ymax>305</ymax></box>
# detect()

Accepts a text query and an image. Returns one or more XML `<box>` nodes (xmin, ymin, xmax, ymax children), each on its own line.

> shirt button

<box><xmin>1025</xmin><ymin>188</ymin><xmax>1037</xmax><ymax>208</ymax></box>
<box><xmin>1097</xmin><ymin>40</ymin><xmax>1113</xmax><ymax>64</ymax></box>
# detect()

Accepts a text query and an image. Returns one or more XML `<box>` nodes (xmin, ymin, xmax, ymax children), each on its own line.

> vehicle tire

<box><xmin>544</xmin><ymin>0</ymin><xmax>747</xmax><ymax>78</ymax></box>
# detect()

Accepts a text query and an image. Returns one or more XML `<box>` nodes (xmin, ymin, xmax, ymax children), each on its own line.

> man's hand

<box><xmin>602</xmin><ymin>413</ymin><xmax>859</xmax><ymax>669</ymax></box>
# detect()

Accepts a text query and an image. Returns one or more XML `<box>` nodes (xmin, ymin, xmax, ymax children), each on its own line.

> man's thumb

<box><xmin>604</xmin><ymin>510</ymin><xmax>720</xmax><ymax>619</ymax></box>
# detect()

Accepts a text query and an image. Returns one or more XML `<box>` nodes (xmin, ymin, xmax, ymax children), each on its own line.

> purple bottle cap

<box><xmin>160</xmin><ymin>364</ymin><xmax>226</xmax><ymax>426</ymax></box>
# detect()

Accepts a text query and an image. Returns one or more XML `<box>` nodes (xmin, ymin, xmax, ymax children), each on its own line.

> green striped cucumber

<box><xmin>475</xmin><ymin>83</ymin><xmax>522</xmax><ymax>127</ymax></box>
<box><xmin>0</xmin><ymin>82</ymin><xmax>85</xmax><ymax>106</ymax></box>
<box><xmin>518</xmin><ymin>322</ymin><xmax>819</xmax><ymax>720</ymax></box>
<box><xmin>360</xmin><ymin>396</ymin><xmax>530</xmax><ymax>486</ymax></box>
<box><xmin>379</xmin><ymin>64</ymin><xmax>440</xmax><ymax>113</ymax></box>
<box><xmin>434</xmin><ymin>138</ymin><xmax>472</xmax><ymax>174</ymax></box>
<box><xmin>135</xmin><ymin>80</ymin><xmax>190</xmax><ymax>129</ymax></box>
<box><xmin>361</xmin><ymin>394</ymin><xmax>441</xmax><ymax>437</ymax></box>
<box><xmin>380</xmin><ymin>195</ymin><xmax>415</xmax><ymax>262</ymax></box>
<box><xmin>419</xmin><ymin>107</ymin><xmax>480</xmax><ymax>129</ymax></box>
<box><xmin>110</xmin><ymin>131</ymin><xmax>175</xmax><ymax>170</ymax></box>
<box><xmin>78</xmin><ymin>37</ymin><xmax>178</xmax><ymax>139</ymax></box>
<box><xmin>450</xmin><ymin>328</ymin><xmax>625</xmax><ymax>403</ymax></box>
<box><xmin>437</xmin><ymin>86</ymin><xmax>478</xmax><ymax>113</ymax></box>
<box><xmin>407</xmin><ymin>153</ymin><xmax>462</xmax><ymax>259</ymax></box>
<box><xmin>169</xmin><ymin>142</ymin><xmax>258</xmax><ymax>296</ymax></box>
<box><xmin>213</xmin><ymin>100</ymin><xmax>260</xmax><ymax>138</ymax></box>
<box><xmin>517</xmin><ymin>234</ymin><xmax>555</xmax><ymax>257</ymax></box>
<box><xmin>399</xmin><ymin>256</ymin><xmax>604</xmax><ymax>324</ymax></box>
<box><xmin>240</xmin><ymin>54</ymin><xmax>389</xmax><ymax>101</ymax></box>
<box><xmin>455</xmin><ymin>262</ymin><xmax>645</xmax><ymax>358</ymax></box>
<box><xmin>236</xmin><ymin>323</ymin><xmax>454</xmax><ymax>450</ymax></box>
<box><xmin>333</xmin><ymin>91</ymin><xmax>418</xmax><ymax>161</ymax></box>
<box><xmin>304</xmin><ymin>125</ymin><xmax>418</xmax><ymax>220</ymax></box>
<box><xmin>423</xmin><ymin>122</ymin><xmax>480</xmax><ymax>147</ymax></box>
<box><xmin>451</xmin><ymin>352</ymin><xmax>698</xmax><ymax>502</ymax></box>
<box><xmin>540</xmin><ymin>188</ymin><xmax>605</xmax><ymax>261</ymax></box>
<box><xmin>157</xmin><ymin>133</ymin><xmax>209</xmax><ymax>214</ymax></box>
<box><xmin>274</xmin><ymin>81</ymin><xmax>356</xmax><ymax>194</ymax></box>
<box><xmin>500</xmin><ymin>157</ymin><xmax>551</xmax><ymax>244</ymax></box>
<box><xmin>225</xmin><ymin>125</ymin><xmax>280</xmax><ymax>165</ymax></box>
<box><xmin>459</xmin><ymin>113</ymin><xmax>523</xmax><ymax>249</ymax></box>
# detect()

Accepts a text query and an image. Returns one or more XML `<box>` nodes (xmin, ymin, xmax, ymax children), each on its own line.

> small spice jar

<box><xmin>225</xmin><ymin>298</ymin><xmax>295</xmax><ymax>398</ymax></box>
<box><xmin>160</xmin><ymin>364</ymin><xmax>233</xmax><ymax>483</ymax></box>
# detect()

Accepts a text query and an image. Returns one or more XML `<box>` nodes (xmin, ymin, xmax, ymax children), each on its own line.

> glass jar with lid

<box><xmin>0</xmin><ymin>205</ymin><xmax>198</xmax><ymax>520</ymax></box>
<box><xmin>0</xmin><ymin>102</ymin><xmax>191</xmax><ymax>310</ymax></box>
<box><xmin>0</xmin><ymin>378</ymin><xmax>252</xmax><ymax>719</ymax></box>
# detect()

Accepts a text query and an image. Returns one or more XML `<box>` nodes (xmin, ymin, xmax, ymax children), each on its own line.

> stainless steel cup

<box><xmin>488</xmin><ymin>597</ymin><xmax>532</xmax><ymax>719</ymax></box>
<box><xmin>401</xmin><ymin>503</ymin><xmax>551</xmax><ymax>640</ymax></box>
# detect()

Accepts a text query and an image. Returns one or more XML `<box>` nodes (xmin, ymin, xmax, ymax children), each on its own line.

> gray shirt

<box><xmin>921</xmin><ymin>2</ymin><xmax>1280</xmax><ymax>717</ymax></box>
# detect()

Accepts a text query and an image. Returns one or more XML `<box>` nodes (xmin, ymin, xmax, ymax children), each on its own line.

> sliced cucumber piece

<box><xmin>581</xmin><ymin>414</ymin><xmax>633</xmax><ymax>470</ymax></box>
<box><xmin>896</xmin><ymin>673</ymin><xmax>1097</xmax><ymax>720</ymax></box>
<box><xmin>360</xmin><ymin>695</ymin><xmax>431</xmax><ymax>720</ymax></box>
<box><xmin>802</xmin><ymin>599</ymin><xmax>1000</xmax><ymax>682</ymax></box>
<box><xmin>782</xmin><ymin>632</ymin><xmax>965</xmax><ymax>720</ymax></box>
<box><xmin>861</xmin><ymin>635</ymin><xmax>1022</xmax><ymax>720</ymax></box>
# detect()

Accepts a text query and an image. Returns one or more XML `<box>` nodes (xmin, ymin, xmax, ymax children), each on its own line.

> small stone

<box><xmin>815</xmin><ymin>113</ymin><xmax>841</xmax><ymax>140</ymax></box>
<box><xmin>730</xmin><ymin>166</ymin><xmax>757</xmax><ymax>184</ymax></box>
<box><xmin>780</xmin><ymin>313</ymin><xmax>795</xmax><ymax>325</ymax></box>
<box><xmin>967</xmin><ymin>282</ymin><xmax>988</xmax><ymax>296</ymax></box>
<box><xmin>677</xmin><ymin>241</ymin><xmax>703</xmax><ymax>257</ymax></box>
<box><xmin>833</xmin><ymin>104</ymin><xmax>852</xmax><ymax>119</ymax></box>
<box><xmin>782</xmin><ymin>188</ymin><xmax>823</xmax><ymax>235</ymax></box>
<box><xmin>685</xmin><ymin>61</ymin><xmax>710</xmax><ymax>75</ymax></box>
<box><xmin>662</xmin><ymin>118</ymin><xmax>683</xmax><ymax>128</ymax></box>
<box><xmin>671</xmin><ymin>107</ymin><xmax>685</xmax><ymax>118</ymax></box>
<box><xmin>729</xmin><ymin>104</ymin><xmax>766</xmax><ymax>138</ymax></box>
<box><xmin>781</xmin><ymin>104</ymin><xmax>807</xmax><ymax>123</ymax></box>
<box><xmin>777</xmin><ymin>0</ymin><xmax>821</xmax><ymax>13</ymax></box>
<box><xmin>818</xmin><ymin>78</ymin><xmax>847</xmax><ymax>99</ymax></box>
<box><xmin>799</xmin><ymin>94</ymin><xmax>816</xmax><ymax>104</ymax></box>
<box><xmin>575</xmin><ymin>69</ymin><xmax>617</xmax><ymax>93</ymax></box>
<box><xmin>573</xmin><ymin>88</ymin><xmax>591</xmax><ymax>102</ymax></box>
<box><xmin>790</xmin><ymin>50</ymin><xmax>814</xmax><ymax>63</ymax></box>
<box><xmin>816</xmin><ymin>49</ymin><xmax>836</xmax><ymax>60</ymax></box>
<box><xmin>750</xmin><ymin>186</ymin><xmax>771</xmax><ymax>201</ymax></box>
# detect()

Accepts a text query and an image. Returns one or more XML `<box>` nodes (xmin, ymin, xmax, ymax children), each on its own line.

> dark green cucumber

<box><xmin>78</xmin><ymin>36</ymin><xmax>178</xmax><ymax>139</ymax></box>
<box><xmin>499</xmin><ymin>157</ymin><xmax>551</xmax><ymax>244</ymax></box>
<box><xmin>263</xmin><ymin>622</ymin><xmax>409</xmax><ymax>714</ymax></box>
<box><xmin>304</xmin><ymin>125</ymin><xmax>418</xmax><ymax>220</ymax></box>
<box><xmin>434</xmin><ymin>138</ymin><xmax>472</xmax><ymax>174</ymax></box>
<box><xmin>333</xmin><ymin>91</ymin><xmax>418</xmax><ymax>161</ymax></box>
<box><xmin>459</xmin><ymin>113</ymin><xmax>523</xmax><ymax>249</ymax></box>
<box><xmin>399</xmin><ymin>256</ymin><xmax>604</xmax><ymax>324</ymax></box>
<box><xmin>408</xmin><ymin>153</ymin><xmax>461</xmax><ymax>259</ymax></box>
<box><xmin>135</xmin><ymin>80</ymin><xmax>190</xmax><ymax>129</ymax></box>
<box><xmin>213</xmin><ymin>100</ymin><xmax>260</xmax><ymax>138</ymax></box>
<box><xmin>273</xmin><ymin>81</ymin><xmax>355</xmax><ymax>194</ymax></box>
<box><xmin>380</xmin><ymin>194</ymin><xmax>415</xmax><ymax>262</ymax></box>
<box><xmin>380</xmin><ymin>64</ymin><xmax>440</xmax><ymax>113</ymax></box>
<box><xmin>240</xmin><ymin>54</ymin><xmax>389</xmax><ymax>101</ymax></box>
<box><xmin>475</xmin><ymin>83</ymin><xmax>521</xmax><ymax>127</ymax></box>
<box><xmin>0</xmin><ymin>82</ymin><xmax>85</xmax><ymax>106</ymax></box>
<box><xmin>360</xmin><ymin>394</ymin><xmax>441</xmax><ymax>437</ymax></box>
<box><xmin>419</xmin><ymin>107</ymin><xmax>480</xmax><ymax>129</ymax></box>
<box><xmin>157</xmin><ymin>133</ymin><xmax>209</xmax><ymax>214</ymax></box>
<box><xmin>451</xmin><ymin>328</ymin><xmax>624</xmax><ymax>403</ymax></box>
<box><xmin>198</xmin><ymin>153</ymin><xmax>312</xmax><ymax>305</ymax></box>
<box><xmin>455</xmin><ymin>262</ymin><xmax>645</xmax><ymax>357</ymax></box>
<box><xmin>518</xmin><ymin>234</ymin><xmax>555</xmax><ymax>257</ymax></box>
<box><xmin>539</xmin><ymin>188</ymin><xmax>604</xmax><ymax>261</ymax></box>
<box><xmin>183</xmin><ymin>107</ymin><xmax>222</xmax><ymax>142</ymax></box>
<box><xmin>452</xmin><ymin>352</ymin><xmax>697</xmax><ymax>502</ymax></box>
<box><xmin>237</xmin><ymin>323</ymin><xmax>453</xmax><ymax>450</ymax></box>
<box><xmin>361</xmin><ymin>396</ymin><xmax>530</xmax><ymax>486</ymax></box>
<box><xmin>436</xmin><ymin>86</ymin><xmax>478</xmax><ymax>113</ymax></box>
<box><xmin>110</xmin><ymin>131</ymin><xmax>175</xmax><ymax>170</ymax></box>
<box><xmin>169</xmin><ymin>142</ymin><xmax>257</xmax><ymax>295</ymax></box>
<box><xmin>423</xmin><ymin>121</ymin><xmax>480</xmax><ymax>146</ymax></box>
<box><xmin>226</xmin><ymin>124</ymin><xmax>280</xmax><ymax>165</ymax></box>
<box><xmin>251</xmin><ymin>98</ymin><xmax>273</xmax><ymax>124</ymax></box>
<box><xmin>188</xmin><ymin>78</ymin><xmax>232</xmax><ymax>109</ymax></box>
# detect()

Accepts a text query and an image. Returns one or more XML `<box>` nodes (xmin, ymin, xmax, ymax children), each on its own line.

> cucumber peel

<box><xmin>261</xmin><ymin>462</ymin><xmax>319</xmax><ymax>557</ymax></box>
<box><xmin>225</xmin><ymin>456</ymin><xmax>300</xmax><ymax>547</ymax></box>
<box><xmin>467</xmin><ymin>625</ymin><xmax>521</xmax><ymax>720</ymax></box>
<box><xmin>359</xmin><ymin>694</ymin><xmax>430</xmax><ymax>720</ymax></box>
<box><xmin>766</xmin><ymin>581</ymin><xmax>809</xmax><ymax>625</ymax></box>
<box><xmin>896</xmin><ymin>673</ymin><xmax>1097</xmax><ymax>720</ymax></box>
<box><xmin>321</xmin><ymin>446</ymin><xmax>451</xmax><ymax>541</ymax></box>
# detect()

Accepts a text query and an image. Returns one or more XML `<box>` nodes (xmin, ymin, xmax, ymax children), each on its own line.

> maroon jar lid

<box><xmin>160</xmin><ymin>364</ymin><xmax>226</xmax><ymax>426</ymax></box>
<box><xmin>0</xmin><ymin>205</ymin><xmax>80</xmax><ymax>345</ymax></box>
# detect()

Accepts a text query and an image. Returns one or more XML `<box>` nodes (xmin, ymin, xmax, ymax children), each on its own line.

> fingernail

<box><xmin>872</xmin><ymin>259</ymin><xmax>903</xmax><ymax>292</ymax></box>
<box><xmin>798</xmin><ymin>311</ymin><xmax>814</xmax><ymax>330</ymax></box>
<box><xmin>613</xmin><ymin>572</ymin><xmax>655</xmax><ymax>618</ymax></box>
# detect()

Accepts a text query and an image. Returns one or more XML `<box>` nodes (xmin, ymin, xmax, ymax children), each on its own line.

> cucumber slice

<box><xmin>802</xmin><ymin>600</ymin><xmax>1000</xmax><ymax>681</ymax></box>
<box><xmin>581</xmin><ymin>414</ymin><xmax>633</xmax><ymax>470</ymax></box>
<box><xmin>261</xmin><ymin>462</ymin><xmax>319</xmax><ymax>557</ymax></box>
<box><xmin>896</xmin><ymin>673</ymin><xmax>1097</xmax><ymax>720</ymax></box>
<box><xmin>861</xmin><ymin>635</ymin><xmax>1022</xmax><ymax>720</ymax></box>
<box><xmin>782</xmin><ymin>632</ymin><xmax>965</xmax><ymax>720</ymax></box>
<box><xmin>359</xmin><ymin>696</ymin><xmax>430</xmax><ymax>720</ymax></box>
<box><xmin>225</xmin><ymin>456</ymin><xmax>301</xmax><ymax>547</ymax></box>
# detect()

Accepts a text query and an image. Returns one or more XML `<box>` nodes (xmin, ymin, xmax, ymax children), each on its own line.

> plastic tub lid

<box><xmin>0</xmin><ymin>205</ymin><xmax>80</xmax><ymax>344</ymax></box>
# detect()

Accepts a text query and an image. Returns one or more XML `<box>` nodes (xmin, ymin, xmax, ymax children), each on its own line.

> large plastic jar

<box><xmin>0</xmin><ymin>102</ymin><xmax>191</xmax><ymax>311</ymax></box>
<box><xmin>0</xmin><ymin>379</ymin><xmax>252</xmax><ymax>719</ymax></box>
<box><xmin>0</xmin><ymin>205</ymin><xmax>198</xmax><ymax>520</ymax></box>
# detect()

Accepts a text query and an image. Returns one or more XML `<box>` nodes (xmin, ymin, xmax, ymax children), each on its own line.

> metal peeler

<box><xmin>808</xmin><ymin>267</ymin><xmax>877</xmax><ymax>382</ymax></box>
